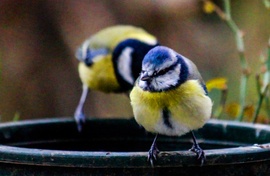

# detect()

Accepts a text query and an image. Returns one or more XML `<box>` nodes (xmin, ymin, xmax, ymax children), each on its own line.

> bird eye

<box><xmin>153</xmin><ymin>71</ymin><xmax>157</xmax><ymax>76</ymax></box>
<box><xmin>84</xmin><ymin>49</ymin><xmax>93</xmax><ymax>66</ymax></box>
<box><xmin>140</xmin><ymin>70</ymin><xmax>145</xmax><ymax>76</ymax></box>
<box><xmin>157</xmin><ymin>68</ymin><xmax>168</xmax><ymax>76</ymax></box>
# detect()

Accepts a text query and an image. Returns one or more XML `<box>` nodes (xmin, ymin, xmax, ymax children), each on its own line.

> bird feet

<box><xmin>148</xmin><ymin>141</ymin><xmax>159</xmax><ymax>167</ymax></box>
<box><xmin>189</xmin><ymin>143</ymin><xmax>205</xmax><ymax>166</ymax></box>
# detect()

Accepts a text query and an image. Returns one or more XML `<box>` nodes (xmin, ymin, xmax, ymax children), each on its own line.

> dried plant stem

<box><xmin>213</xmin><ymin>89</ymin><xmax>228</xmax><ymax>119</ymax></box>
<box><xmin>267</xmin><ymin>38</ymin><xmax>270</xmax><ymax>74</ymax></box>
<box><xmin>262</xmin><ymin>39</ymin><xmax>270</xmax><ymax>90</ymax></box>
<box><xmin>254</xmin><ymin>39</ymin><xmax>270</xmax><ymax>122</ymax></box>
<box><xmin>253</xmin><ymin>86</ymin><xmax>269</xmax><ymax>123</ymax></box>
<box><xmin>266</xmin><ymin>39</ymin><xmax>270</xmax><ymax>117</ymax></box>
<box><xmin>202</xmin><ymin>0</ymin><xmax>249</xmax><ymax>121</ymax></box>
<box><xmin>204</xmin><ymin>0</ymin><xmax>269</xmax><ymax>121</ymax></box>
<box><xmin>221</xmin><ymin>0</ymin><xmax>249</xmax><ymax>121</ymax></box>
<box><xmin>253</xmin><ymin>0</ymin><xmax>270</xmax><ymax>122</ymax></box>
<box><xmin>266</xmin><ymin>96</ymin><xmax>270</xmax><ymax>118</ymax></box>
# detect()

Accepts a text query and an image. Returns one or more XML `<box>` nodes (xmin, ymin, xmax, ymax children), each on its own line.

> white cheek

<box><xmin>152</xmin><ymin>65</ymin><xmax>180</xmax><ymax>90</ymax></box>
<box><xmin>139</xmin><ymin>80</ymin><xmax>147</xmax><ymax>89</ymax></box>
<box><xmin>117</xmin><ymin>47</ymin><xmax>134</xmax><ymax>85</ymax></box>
<box><xmin>154</xmin><ymin>73</ymin><xmax>178</xmax><ymax>89</ymax></box>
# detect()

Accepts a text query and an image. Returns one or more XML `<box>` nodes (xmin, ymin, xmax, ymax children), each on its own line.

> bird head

<box><xmin>76</xmin><ymin>39</ymin><xmax>109</xmax><ymax>66</ymax></box>
<box><xmin>139</xmin><ymin>46</ymin><xmax>184</xmax><ymax>92</ymax></box>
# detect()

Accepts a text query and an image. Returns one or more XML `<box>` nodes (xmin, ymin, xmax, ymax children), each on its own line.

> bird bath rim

<box><xmin>0</xmin><ymin>117</ymin><xmax>269</xmax><ymax>168</ymax></box>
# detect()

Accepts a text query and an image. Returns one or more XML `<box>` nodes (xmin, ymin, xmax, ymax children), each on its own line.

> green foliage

<box><xmin>203</xmin><ymin>0</ymin><xmax>270</xmax><ymax>123</ymax></box>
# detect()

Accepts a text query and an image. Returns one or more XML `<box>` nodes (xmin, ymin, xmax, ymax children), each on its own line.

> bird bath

<box><xmin>0</xmin><ymin>117</ymin><xmax>270</xmax><ymax>175</ymax></box>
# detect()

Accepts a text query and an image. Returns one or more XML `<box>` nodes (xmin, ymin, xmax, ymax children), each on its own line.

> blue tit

<box><xmin>130</xmin><ymin>46</ymin><xmax>212</xmax><ymax>167</ymax></box>
<box><xmin>75</xmin><ymin>25</ymin><xmax>159</xmax><ymax>131</ymax></box>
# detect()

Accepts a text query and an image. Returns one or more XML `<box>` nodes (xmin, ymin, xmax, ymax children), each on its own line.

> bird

<box><xmin>74</xmin><ymin>25</ymin><xmax>159</xmax><ymax>131</ymax></box>
<box><xmin>130</xmin><ymin>46</ymin><xmax>212</xmax><ymax>167</ymax></box>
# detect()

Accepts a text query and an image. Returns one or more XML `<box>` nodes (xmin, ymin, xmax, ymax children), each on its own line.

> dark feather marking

<box><xmin>176</xmin><ymin>55</ymin><xmax>189</xmax><ymax>86</ymax></box>
<box><xmin>201</xmin><ymin>83</ymin><xmax>208</xmax><ymax>95</ymax></box>
<box><xmin>162</xmin><ymin>108</ymin><xmax>173</xmax><ymax>129</ymax></box>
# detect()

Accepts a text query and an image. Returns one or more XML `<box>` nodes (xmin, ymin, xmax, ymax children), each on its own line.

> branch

<box><xmin>252</xmin><ymin>83</ymin><xmax>269</xmax><ymax>123</ymax></box>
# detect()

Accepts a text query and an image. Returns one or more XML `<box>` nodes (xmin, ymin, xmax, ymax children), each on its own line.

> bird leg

<box><xmin>74</xmin><ymin>85</ymin><xmax>89</xmax><ymax>132</ymax></box>
<box><xmin>148</xmin><ymin>134</ymin><xmax>159</xmax><ymax>167</ymax></box>
<box><xmin>189</xmin><ymin>131</ymin><xmax>205</xmax><ymax>166</ymax></box>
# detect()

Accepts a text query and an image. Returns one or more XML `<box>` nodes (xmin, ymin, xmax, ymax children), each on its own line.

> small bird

<box><xmin>75</xmin><ymin>25</ymin><xmax>159</xmax><ymax>131</ymax></box>
<box><xmin>130</xmin><ymin>46</ymin><xmax>212</xmax><ymax>167</ymax></box>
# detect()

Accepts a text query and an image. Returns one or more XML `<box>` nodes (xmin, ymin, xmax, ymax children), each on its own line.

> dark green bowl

<box><xmin>0</xmin><ymin>117</ymin><xmax>270</xmax><ymax>175</ymax></box>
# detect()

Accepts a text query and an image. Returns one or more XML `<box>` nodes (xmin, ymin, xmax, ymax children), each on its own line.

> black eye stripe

<box><xmin>83</xmin><ymin>48</ymin><xmax>109</xmax><ymax>66</ymax></box>
<box><xmin>156</xmin><ymin>62</ymin><xmax>179</xmax><ymax>76</ymax></box>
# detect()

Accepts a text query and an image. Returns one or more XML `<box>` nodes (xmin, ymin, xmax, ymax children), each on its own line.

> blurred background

<box><xmin>0</xmin><ymin>0</ymin><xmax>269</xmax><ymax>122</ymax></box>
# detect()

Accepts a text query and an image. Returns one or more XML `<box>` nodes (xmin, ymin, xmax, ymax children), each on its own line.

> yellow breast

<box><xmin>78</xmin><ymin>55</ymin><xmax>120</xmax><ymax>93</ymax></box>
<box><xmin>130</xmin><ymin>80</ymin><xmax>212</xmax><ymax>136</ymax></box>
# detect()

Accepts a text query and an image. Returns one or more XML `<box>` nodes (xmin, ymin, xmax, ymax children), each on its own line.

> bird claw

<box><xmin>148</xmin><ymin>144</ymin><xmax>159</xmax><ymax>167</ymax></box>
<box><xmin>189</xmin><ymin>144</ymin><xmax>206</xmax><ymax>166</ymax></box>
<box><xmin>74</xmin><ymin>111</ymin><xmax>86</xmax><ymax>132</ymax></box>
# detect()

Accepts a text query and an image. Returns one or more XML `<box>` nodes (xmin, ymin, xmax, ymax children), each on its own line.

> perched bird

<box><xmin>130</xmin><ymin>46</ymin><xmax>212</xmax><ymax>167</ymax></box>
<box><xmin>75</xmin><ymin>25</ymin><xmax>159</xmax><ymax>131</ymax></box>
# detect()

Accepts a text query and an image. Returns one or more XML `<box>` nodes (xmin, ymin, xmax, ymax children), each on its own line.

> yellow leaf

<box><xmin>206</xmin><ymin>77</ymin><xmax>228</xmax><ymax>92</ymax></box>
<box><xmin>243</xmin><ymin>105</ymin><xmax>255</xmax><ymax>121</ymax></box>
<box><xmin>224</xmin><ymin>103</ymin><xmax>269</xmax><ymax>123</ymax></box>
<box><xmin>255</xmin><ymin>115</ymin><xmax>269</xmax><ymax>124</ymax></box>
<box><xmin>242</xmin><ymin>105</ymin><xmax>269</xmax><ymax>124</ymax></box>
<box><xmin>225</xmin><ymin>102</ymin><xmax>240</xmax><ymax>118</ymax></box>
<box><xmin>203</xmin><ymin>1</ymin><xmax>215</xmax><ymax>14</ymax></box>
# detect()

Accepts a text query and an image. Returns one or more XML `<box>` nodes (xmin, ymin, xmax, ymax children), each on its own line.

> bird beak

<box><xmin>141</xmin><ymin>72</ymin><xmax>151</xmax><ymax>81</ymax></box>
